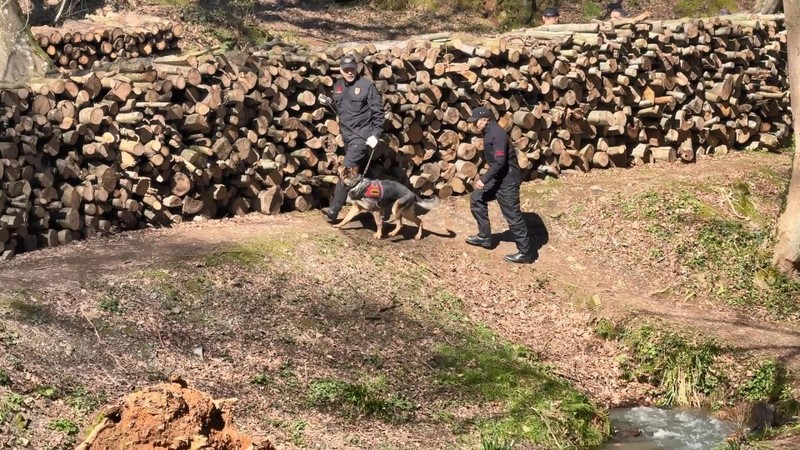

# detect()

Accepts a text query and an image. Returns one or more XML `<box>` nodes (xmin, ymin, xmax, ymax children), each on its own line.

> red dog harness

<box><xmin>364</xmin><ymin>181</ymin><xmax>384</xmax><ymax>200</ymax></box>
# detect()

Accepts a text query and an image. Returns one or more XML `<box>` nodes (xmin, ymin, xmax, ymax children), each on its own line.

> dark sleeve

<box><xmin>367</xmin><ymin>83</ymin><xmax>385</xmax><ymax>138</ymax></box>
<box><xmin>481</xmin><ymin>128</ymin><xmax>508</xmax><ymax>183</ymax></box>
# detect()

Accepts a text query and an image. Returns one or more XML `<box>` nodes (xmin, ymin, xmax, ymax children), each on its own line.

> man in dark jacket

<box><xmin>320</xmin><ymin>53</ymin><xmax>385</xmax><ymax>223</ymax></box>
<box><xmin>465</xmin><ymin>107</ymin><xmax>533</xmax><ymax>264</ymax></box>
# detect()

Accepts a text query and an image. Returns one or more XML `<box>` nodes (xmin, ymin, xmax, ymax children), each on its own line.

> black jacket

<box><xmin>332</xmin><ymin>76</ymin><xmax>385</xmax><ymax>144</ymax></box>
<box><xmin>481</xmin><ymin>121</ymin><xmax>520</xmax><ymax>184</ymax></box>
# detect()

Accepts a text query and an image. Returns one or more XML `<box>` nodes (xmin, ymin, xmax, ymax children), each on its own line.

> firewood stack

<box><xmin>32</xmin><ymin>13</ymin><xmax>183</xmax><ymax>71</ymax></box>
<box><xmin>517</xmin><ymin>13</ymin><xmax>791</xmax><ymax>171</ymax></box>
<box><xmin>0</xmin><ymin>13</ymin><xmax>789</xmax><ymax>259</ymax></box>
<box><xmin>320</xmin><ymin>12</ymin><xmax>789</xmax><ymax>189</ymax></box>
<box><xmin>0</xmin><ymin>45</ymin><xmax>351</xmax><ymax>259</ymax></box>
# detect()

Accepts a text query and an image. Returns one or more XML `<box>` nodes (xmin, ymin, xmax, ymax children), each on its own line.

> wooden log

<box><xmin>652</xmin><ymin>147</ymin><xmax>677</xmax><ymax>163</ymax></box>
<box><xmin>454</xmin><ymin>160</ymin><xmax>478</xmax><ymax>179</ymax></box>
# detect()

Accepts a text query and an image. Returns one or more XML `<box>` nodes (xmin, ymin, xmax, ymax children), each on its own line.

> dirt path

<box><xmin>0</xmin><ymin>215</ymin><xmax>308</xmax><ymax>292</ymax></box>
<box><xmin>2</xmin><ymin>152</ymin><xmax>798</xmax><ymax>383</ymax></box>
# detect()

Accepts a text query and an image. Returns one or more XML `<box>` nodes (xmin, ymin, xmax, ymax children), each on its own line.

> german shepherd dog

<box><xmin>335</xmin><ymin>166</ymin><xmax>440</xmax><ymax>240</ymax></box>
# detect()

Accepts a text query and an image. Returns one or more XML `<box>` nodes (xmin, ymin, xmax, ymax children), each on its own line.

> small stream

<box><xmin>604</xmin><ymin>406</ymin><xmax>735</xmax><ymax>450</ymax></box>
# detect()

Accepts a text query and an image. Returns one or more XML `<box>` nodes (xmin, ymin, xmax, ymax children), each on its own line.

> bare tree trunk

<box><xmin>0</xmin><ymin>0</ymin><xmax>51</xmax><ymax>83</ymax></box>
<box><xmin>773</xmin><ymin>0</ymin><xmax>800</xmax><ymax>276</ymax></box>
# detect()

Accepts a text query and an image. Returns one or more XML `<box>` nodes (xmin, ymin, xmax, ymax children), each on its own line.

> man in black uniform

<box><xmin>465</xmin><ymin>107</ymin><xmax>533</xmax><ymax>264</ymax></box>
<box><xmin>319</xmin><ymin>53</ymin><xmax>385</xmax><ymax>223</ymax></box>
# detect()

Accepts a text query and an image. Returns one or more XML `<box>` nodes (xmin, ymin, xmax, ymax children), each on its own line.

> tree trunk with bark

<box><xmin>1</xmin><ymin>0</ymin><xmax>51</xmax><ymax>83</ymax></box>
<box><xmin>773</xmin><ymin>0</ymin><xmax>800</xmax><ymax>277</ymax></box>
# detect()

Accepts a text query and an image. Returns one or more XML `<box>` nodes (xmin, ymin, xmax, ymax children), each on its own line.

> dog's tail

<box><xmin>415</xmin><ymin>195</ymin><xmax>440</xmax><ymax>211</ymax></box>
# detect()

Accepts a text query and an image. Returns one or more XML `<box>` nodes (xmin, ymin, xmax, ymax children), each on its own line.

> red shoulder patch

<box><xmin>335</xmin><ymin>85</ymin><xmax>343</xmax><ymax>93</ymax></box>
<box><xmin>494</xmin><ymin>149</ymin><xmax>505</xmax><ymax>157</ymax></box>
<box><xmin>365</xmin><ymin>181</ymin><xmax>383</xmax><ymax>199</ymax></box>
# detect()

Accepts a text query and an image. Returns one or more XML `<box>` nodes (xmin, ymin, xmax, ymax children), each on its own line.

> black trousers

<box><xmin>329</xmin><ymin>141</ymin><xmax>369</xmax><ymax>215</ymax></box>
<box><xmin>470</xmin><ymin>178</ymin><xmax>531</xmax><ymax>254</ymax></box>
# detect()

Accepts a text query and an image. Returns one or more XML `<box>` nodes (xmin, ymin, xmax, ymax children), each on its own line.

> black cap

<box><xmin>467</xmin><ymin>107</ymin><xmax>493</xmax><ymax>122</ymax></box>
<box><xmin>542</xmin><ymin>7</ymin><xmax>560</xmax><ymax>17</ymax></box>
<box><xmin>340</xmin><ymin>54</ymin><xmax>358</xmax><ymax>69</ymax></box>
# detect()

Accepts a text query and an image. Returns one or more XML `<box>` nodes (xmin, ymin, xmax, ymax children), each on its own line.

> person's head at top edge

<box><xmin>604</xmin><ymin>2</ymin><xmax>621</xmax><ymax>18</ymax></box>
<box><xmin>719</xmin><ymin>8</ymin><xmax>731</xmax><ymax>15</ymax></box>
<box><xmin>467</xmin><ymin>106</ymin><xmax>494</xmax><ymax>132</ymax></box>
<box><xmin>339</xmin><ymin>54</ymin><xmax>358</xmax><ymax>83</ymax></box>
<box><xmin>542</xmin><ymin>7</ymin><xmax>560</xmax><ymax>25</ymax></box>
<box><xmin>610</xmin><ymin>8</ymin><xmax>629</xmax><ymax>20</ymax></box>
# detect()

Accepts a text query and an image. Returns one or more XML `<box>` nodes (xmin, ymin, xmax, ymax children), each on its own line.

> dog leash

<box><xmin>362</xmin><ymin>141</ymin><xmax>378</xmax><ymax>176</ymax></box>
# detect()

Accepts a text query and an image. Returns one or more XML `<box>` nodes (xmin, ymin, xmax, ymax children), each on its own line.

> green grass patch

<box><xmin>593</xmin><ymin>317</ymin><xmax>621</xmax><ymax>341</ymax></box>
<box><xmin>148</xmin><ymin>272</ymin><xmax>214</xmax><ymax>311</ymax></box>
<box><xmin>265</xmin><ymin>417</ymin><xmax>308</xmax><ymax>446</ymax></box>
<box><xmin>370</xmin><ymin>0</ymin><xmax>530</xmax><ymax>28</ymax></box>
<box><xmin>435</xmin><ymin>325</ymin><xmax>610</xmax><ymax>448</ymax></box>
<box><xmin>162</xmin><ymin>0</ymin><xmax>273</xmax><ymax>50</ymax></box>
<box><xmin>36</xmin><ymin>386</ymin><xmax>58</xmax><ymax>400</ymax></box>
<box><xmin>428</xmin><ymin>290</ymin><xmax>468</xmax><ymax>325</ymax></box>
<box><xmin>437</xmin><ymin>290</ymin><xmax>466</xmax><ymax>317</ymax></box>
<box><xmin>679</xmin><ymin>219</ymin><xmax>800</xmax><ymax>317</ymax></box>
<box><xmin>722</xmin><ymin>364</ymin><xmax>798</xmax><ymax>449</ymax></box>
<box><xmin>619</xmin><ymin>189</ymin><xmax>717</xmax><ymax>225</ymax></box>
<box><xmin>205</xmin><ymin>237</ymin><xmax>293</xmax><ymax>268</ymax></box>
<box><xmin>49</xmin><ymin>418</ymin><xmax>79</xmax><ymax>436</ymax></box>
<box><xmin>373</xmin><ymin>0</ymin><xmax>483</xmax><ymax>12</ymax></box>
<box><xmin>385</xmin><ymin>260</ymin><xmax>432</xmax><ymax>300</ymax></box>
<box><xmin>1</xmin><ymin>294</ymin><xmax>48</xmax><ymax>323</ymax></box>
<box><xmin>675</xmin><ymin>0</ymin><xmax>736</xmax><ymax>17</ymax></box>
<box><xmin>600</xmin><ymin>319</ymin><xmax>797</xmax><ymax>414</ymax></box>
<box><xmin>307</xmin><ymin>375</ymin><xmax>415</xmax><ymax>423</ymax></box>
<box><xmin>309</xmin><ymin>233</ymin><xmax>346</xmax><ymax>256</ymax></box>
<box><xmin>619</xmin><ymin>322</ymin><xmax>724</xmax><ymax>407</ymax></box>
<box><xmin>250</xmin><ymin>373</ymin><xmax>272</xmax><ymax>386</ymax></box>
<box><xmin>64</xmin><ymin>386</ymin><xmax>102</xmax><ymax>415</ymax></box>
<box><xmin>0</xmin><ymin>392</ymin><xmax>25</xmax><ymax>424</ymax></box>
<box><xmin>730</xmin><ymin>181</ymin><xmax>763</xmax><ymax>225</ymax></box>
<box><xmin>98</xmin><ymin>295</ymin><xmax>120</xmax><ymax>313</ymax></box>
<box><xmin>480</xmin><ymin>434</ymin><xmax>516</xmax><ymax>450</ymax></box>
<box><xmin>615</xmin><ymin>182</ymin><xmax>800</xmax><ymax>318</ymax></box>
<box><xmin>152</xmin><ymin>0</ymin><xmax>194</xmax><ymax>5</ymax></box>
<box><xmin>581</xmin><ymin>0</ymin><xmax>605</xmax><ymax>21</ymax></box>
<box><xmin>140</xmin><ymin>268</ymin><xmax>172</xmax><ymax>281</ymax></box>
<box><xmin>739</xmin><ymin>360</ymin><xmax>793</xmax><ymax>404</ymax></box>
<box><xmin>520</xmin><ymin>177</ymin><xmax>561</xmax><ymax>208</ymax></box>
<box><xmin>242</xmin><ymin>24</ymin><xmax>273</xmax><ymax>46</ymax></box>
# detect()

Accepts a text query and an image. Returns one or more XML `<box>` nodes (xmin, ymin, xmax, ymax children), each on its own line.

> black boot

<box><xmin>465</xmin><ymin>234</ymin><xmax>492</xmax><ymax>249</ymax></box>
<box><xmin>321</xmin><ymin>207</ymin><xmax>339</xmax><ymax>223</ymax></box>
<box><xmin>504</xmin><ymin>252</ymin><xmax>534</xmax><ymax>264</ymax></box>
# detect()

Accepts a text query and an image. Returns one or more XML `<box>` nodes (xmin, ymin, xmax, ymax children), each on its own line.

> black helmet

<box><xmin>542</xmin><ymin>7</ymin><xmax>560</xmax><ymax>18</ymax></box>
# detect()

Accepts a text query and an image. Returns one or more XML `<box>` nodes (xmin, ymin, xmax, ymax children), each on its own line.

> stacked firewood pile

<box><xmin>0</xmin><ymin>13</ymin><xmax>789</xmax><ymax>259</ymax></box>
<box><xmin>514</xmin><ymin>14</ymin><xmax>790</xmax><ymax>172</ymax></box>
<box><xmin>32</xmin><ymin>13</ymin><xmax>183</xmax><ymax>71</ymax></box>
